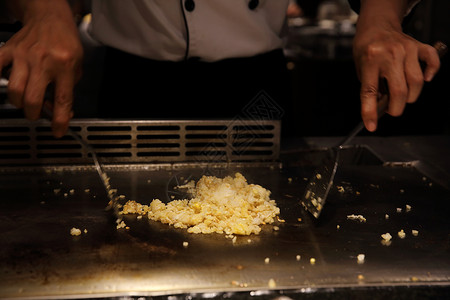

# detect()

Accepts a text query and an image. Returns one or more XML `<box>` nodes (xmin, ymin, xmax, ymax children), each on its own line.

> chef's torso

<box><xmin>89</xmin><ymin>0</ymin><xmax>289</xmax><ymax>62</ymax></box>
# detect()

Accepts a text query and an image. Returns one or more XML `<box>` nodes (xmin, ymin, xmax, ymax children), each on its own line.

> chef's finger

<box><xmin>420</xmin><ymin>44</ymin><xmax>441</xmax><ymax>82</ymax></box>
<box><xmin>359</xmin><ymin>64</ymin><xmax>379</xmax><ymax>132</ymax></box>
<box><xmin>51</xmin><ymin>72</ymin><xmax>75</xmax><ymax>138</ymax></box>
<box><xmin>384</xmin><ymin>59</ymin><xmax>408</xmax><ymax>117</ymax></box>
<box><xmin>404</xmin><ymin>50</ymin><xmax>424</xmax><ymax>104</ymax></box>
<box><xmin>6</xmin><ymin>60</ymin><xmax>29</xmax><ymax>109</ymax></box>
<box><xmin>23</xmin><ymin>69</ymin><xmax>50</xmax><ymax>120</ymax></box>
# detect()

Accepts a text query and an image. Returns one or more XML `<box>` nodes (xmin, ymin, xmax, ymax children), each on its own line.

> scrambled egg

<box><xmin>121</xmin><ymin>172</ymin><xmax>280</xmax><ymax>235</ymax></box>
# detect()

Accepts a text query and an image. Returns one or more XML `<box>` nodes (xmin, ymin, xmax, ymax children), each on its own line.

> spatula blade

<box><xmin>301</xmin><ymin>148</ymin><xmax>340</xmax><ymax>218</ymax></box>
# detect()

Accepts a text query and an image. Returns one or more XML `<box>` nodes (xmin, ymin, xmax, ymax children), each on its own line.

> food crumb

<box><xmin>411</xmin><ymin>276</ymin><xmax>419</xmax><ymax>282</ymax></box>
<box><xmin>336</xmin><ymin>186</ymin><xmax>345</xmax><ymax>193</ymax></box>
<box><xmin>116</xmin><ymin>221</ymin><xmax>126</xmax><ymax>229</ymax></box>
<box><xmin>347</xmin><ymin>214</ymin><xmax>366</xmax><ymax>223</ymax></box>
<box><xmin>288</xmin><ymin>178</ymin><xmax>293</xmax><ymax>183</ymax></box>
<box><xmin>264</xmin><ymin>257</ymin><xmax>270</xmax><ymax>264</ymax></box>
<box><xmin>398</xmin><ymin>229</ymin><xmax>406</xmax><ymax>239</ymax></box>
<box><xmin>84</xmin><ymin>189</ymin><xmax>90</xmax><ymax>193</ymax></box>
<box><xmin>310</xmin><ymin>258</ymin><xmax>316</xmax><ymax>265</ymax></box>
<box><xmin>357</xmin><ymin>254</ymin><xmax>365</xmax><ymax>264</ymax></box>
<box><xmin>296</xmin><ymin>255</ymin><xmax>301</xmax><ymax>261</ymax></box>
<box><xmin>84</xmin><ymin>229</ymin><xmax>88</xmax><ymax>234</ymax></box>
<box><xmin>396</xmin><ymin>208</ymin><xmax>402</xmax><ymax>213</ymax></box>
<box><xmin>297</xmin><ymin>218</ymin><xmax>302</xmax><ymax>222</ymax></box>
<box><xmin>316</xmin><ymin>173</ymin><xmax>322</xmax><ymax>180</ymax></box>
<box><xmin>412</xmin><ymin>230</ymin><xmax>419</xmax><ymax>236</ymax></box>
<box><xmin>63</xmin><ymin>193</ymin><xmax>68</xmax><ymax>198</ymax></box>
<box><xmin>232</xmin><ymin>236</ymin><xmax>237</xmax><ymax>244</ymax></box>
<box><xmin>400</xmin><ymin>189</ymin><xmax>405</xmax><ymax>194</ymax></box>
<box><xmin>268</xmin><ymin>278</ymin><xmax>277</xmax><ymax>288</ymax></box>
<box><xmin>405</xmin><ymin>204</ymin><xmax>412</xmax><ymax>212</ymax></box>
<box><xmin>385</xmin><ymin>214</ymin><xmax>389</xmax><ymax>220</ymax></box>
<box><xmin>70</xmin><ymin>227</ymin><xmax>81</xmax><ymax>236</ymax></box>
<box><xmin>273</xmin><ymin>226</ymin><xmax>280</xmax><ymax>231</ymax></box>
<box><xmin>336</xmin><ymin>224</ymin><xmax>340</xmax><ymax>230</ymax></box>
<box><xmin>183</xmin><ymin>241</ymin><xmax>189</xmax><ymax>248</ymax></box>
<box><xmin>53</xmin><ymin>189</ymin><xmax>61</xmax><ymax>195</ymax></box>
<box><xmin>358</xmin><ymin>274</ymin><xmax>365</xmax><ymax>281</ymax></box>
<box><xmin>69</xmin><ymin>189</ymin><xmax>75</xmax><ymax>195</ymax></box>
<box><xmin>137</xmin><ymin>215</ymin><xmax>143</xmax><ymax>220</ymax></box>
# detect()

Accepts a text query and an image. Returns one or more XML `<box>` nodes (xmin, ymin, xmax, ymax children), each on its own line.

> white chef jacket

<box><xmin>89</xmin><ymin>0</ymin><xmax>290</xmax><ymax>62</ymax></box>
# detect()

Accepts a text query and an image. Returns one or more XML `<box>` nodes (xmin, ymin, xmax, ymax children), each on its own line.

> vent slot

<box><xmin>0</xmin><ymin>119</ymin><xmax>280</xmax><ymax>165</ymax></box>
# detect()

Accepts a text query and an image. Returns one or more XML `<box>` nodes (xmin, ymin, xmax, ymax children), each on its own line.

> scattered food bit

<box><xmin>411</xmin><ymin>276</ymin><xmax>419</xmax><ymax>282</ymax></box>
<box><xmin>428</xmin><ymin>182</ymin><xmax>433</xmax><ymax>187</ymax></box>
<box><xmin>69</xmin><ymin>189</ymin><xmax>75</xmax><ymax>195</ymax></box>
<box><xmin>355</xmin><ymin>191</ymin><xmax>360</xmax><ymax>196</ymax></box>
<box><xmin>297</xmin><ymin>218</ymin><xmax>302</xmax><ymax>222</ymax></box>
<box><xmin>405</xmin><ymin>204</ymin><xmax>412</xmax><ymax>212</ymax></box>
<box><xmin>422</xmin><ymin>176</ymin><xmax>427</xmax><ymax>181</ymax></box>
<box><xmin>358</xmin><ymin>274</ymin><xmax>365</xmax><ymax>281</ymax></box>
<box><xmin>53</xmin><ymin>188</ymin><xmax>61</xmax><ymax>195</ymax></box>
<box><xmin>273</xmin><ymin>226</ymin><xmax>280</xmax><ymax>231</ymax></box>
<box><xmin>84</xmin><ymin>188</ymin><xmax>90</xmax><ymax>193</ymax></box>
<box><xmin>412</xmin><ymin>230</ymin><xmax>419</xmax><ymax>236</ymax></box>
<box><xmin>336</xmin><ymin>224</ymin><xmax>340</xmax><ymax>230</ymax></box>
<box><xmin>357</xmin><ymin>254</ymin><xmax>365</xmax><ymax>265</ymax></box>
<box><xmin>400</xmin><ymin>189</ymin><xmax>405</xmax><ymax>194</ymax></box>
<box><xmin>147</xmin><ymin>179</ymin><xmax>152</xmax><ymax>183</ymax></box>
<box><xmin>385</xmin><ymin>214</ymin><xmax>389</xmax><ymax>220</ymax></box>
<box><xmin>231</xmin><ymin>280</ymin><xmax>248</xmax><ymax>288</ymax></box>
<box><xmin>170</xmin><ymin>195</ymin><xmax>175</xmax><ymax>199</ymax></box>
<box><xmin>336</xmin><ymin>186</ymin><xmax>345</xmax><ymax>193</ymax></box>
<box><xmin>381</xmin><ymin>232</ymin><xmax>392</xmax><ymax>241</ymax></box>
<box><xmin>287</xmin><ymin>178</ymin><xmax>293</xmax><ymax>183</ymax></box>
<box><xmin>268</xmin><ymin>278</ymin><xmax>277</xmax><ymax>288</ymax></box>
<box><xmin>398</xmin><ymin>229</ymin><xmax>406</xmax><ymax>239</ymax></box>
<box><xmin>396</xmin><ymin>208</ymin><xmax>402</xmax><ymax>213</ymax></box>
<box><xmin>347</xmin><ymin>214</ymin><xmax>367</xmax><ymax>223</ymax></box>
<box><xmin>83</xmin><ymin>229</ymin><xmax>88</xmax><ymax>234</ymax></box>
<box><xmin>183</xmin><ymin>241</ymin><xmax>189</xmax><ymax>248</ymax></box>
<box><xmin>277</xmin><ymin>217</ymin><xmax>285</xmax><ymax>223</ymax></box>
<box><xmin>310</xmin><ymin>258</ymin><xmax>316</xmax><ymax>265</ymax></box>
<box><xmin>116</xmin><ymin>220</ymin><xmax>127</xmax><ymax>229</ymax></box>
<box><xmin>70</xmin><ymin>228</ymin><xmax>81</xmax><ymax>236</ymax></box>
<box><xmin>296</xmin><ymin>255</ymin><xmax>301</xmax><ymax>261</ymax></box>
<box><xmin>264</xmin><ymin>257</ymin><xmax>270</xmax><ymax>264</ymax></box>
<box><xmin>315</xmin><ymin>173</ymin><xmax>322</xmax><ymax>180</ymax></box>
<box><xmin>247</xmin><ymin>239</ymin><xmax>252</xmax><ymax>243</ymax></box>
<box><xmin>63</xmin><ymin>193</ymin><xmax>68</xmax><ymax>198</ymax></box>
<box><xmin>284</xmin><ymin>194</ymin><xmax>294</xmax><ymax>198</ymax></box>
<box><xmin>232</xmin><ymin>236</ymin><xmax>237</xmax><ymax>244</ymax></box>
<box><xmin>137</xmin><ymin>215</ymin><xmax>143</xmax><ymax>220</ymax></box>
<box><xmin>119</xmin><ymin>195</ymin><xmax>126</xmax><ymax>200</ymax></box>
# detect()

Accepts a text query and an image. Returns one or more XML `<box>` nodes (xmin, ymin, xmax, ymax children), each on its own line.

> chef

<box><xmin>0</xmin><ymin>0</ymin><xmax>441</xmax><ymax>138</ymax></box>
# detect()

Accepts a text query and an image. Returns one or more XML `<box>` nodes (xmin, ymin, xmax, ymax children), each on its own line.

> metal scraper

<box><xmin>40</xmin><ymin>107</ymin><xmax>120</xmax><ymax>216</ymax></box>
<box><xmin>301</xmin><ymin>41</ymin><xmax>448</xmax><ymax>219</ymax></box>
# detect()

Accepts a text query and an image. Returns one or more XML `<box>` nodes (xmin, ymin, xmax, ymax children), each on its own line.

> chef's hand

<box><xmin>0</xmin><ymin>0</ymin><xmax>83</xmax><ymax>138</ymax></box>
<box><xmin>352</xmin><ymin>0</ymin><xmax>440</xmax><ymax>132</ymax></box>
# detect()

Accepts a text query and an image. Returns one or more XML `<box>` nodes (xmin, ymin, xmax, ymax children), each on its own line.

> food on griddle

<box><xmin>346</xmin><ymin>214</ymin><xmax>367</xmax><ymax>223</ymax></box>
<box><xmin>310</xmin><ymin>258</ymin><xmax>316</xmax><ymax>265</ymax></box>
<box><xmin>121</xmin><ymin>172</ymin><xmax>280</xmax><ymax>235</ymax></box>
<box><xmin>357</xmin><ymin>254</ymin><xmax>365</xmax><ymax>264</ymax></box>
<box><xmin>70</xmin><ymin>227</ymin><xmax>81</xmax><ymax>236</ymax></box>
<box><xmin>398</xmin><ymin>229</ymin><xmax>406</xmax><ymax>239</ymax></box>
<box><xmin>412</xmin><ymin>229</ymin><xmax>419</xmax><ymax>236</ymax></box>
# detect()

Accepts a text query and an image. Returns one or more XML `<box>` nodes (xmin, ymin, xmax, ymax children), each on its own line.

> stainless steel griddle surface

<box><xmin>0</xmin><ymin>137</ymin><xmax>449</xmax><ymax>299</ymax></box>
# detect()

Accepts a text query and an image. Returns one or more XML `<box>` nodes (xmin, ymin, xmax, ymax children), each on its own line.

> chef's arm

<box><xmin>0</xmin><ymin>0</ymin><xmax>83</xmax><ymax>138</ymax></box>
<box><xmin>352</xmin><ymin>0</ymin><xmax>440</xmax><ymax>132</ymax></box>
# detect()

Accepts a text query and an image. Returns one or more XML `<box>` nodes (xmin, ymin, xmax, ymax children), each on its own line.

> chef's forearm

<box><xmin>4</xmin><ymin>0</ymin><xmax>74</xmax><ymax>24</ymax></box>
<box><xmin>357</xmin><ymin>0</ymin><xmax>410</xmax><ymax>33</ymax></box>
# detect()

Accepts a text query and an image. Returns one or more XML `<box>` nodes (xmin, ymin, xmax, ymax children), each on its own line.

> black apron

<box><xmin>96</xmin><ymin>47</ymin><xmax>292</xmax><ymax>125</ymax></box>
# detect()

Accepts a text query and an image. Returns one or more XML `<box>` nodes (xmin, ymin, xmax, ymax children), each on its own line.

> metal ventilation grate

<box><xmin>0</xmin><ymin>119</ymin><xmax>281</xmax><ymax>165</ymax></box>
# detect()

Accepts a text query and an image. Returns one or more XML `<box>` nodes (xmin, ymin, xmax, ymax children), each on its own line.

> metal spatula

<box><xmin>301</xmin><ymin>41</ymin><xmax>448</xmax><ymax>219</ymax></box>
<box><xmin>40</xmin><ymin>107</ymin><xmax>120</xmax><ymax>216</ymax></box>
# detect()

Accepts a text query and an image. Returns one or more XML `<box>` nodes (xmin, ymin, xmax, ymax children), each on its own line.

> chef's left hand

<box><xmin>352</xmin><ymin>0</ymin><xmax>441</xmax><ymax>132</ymax></box>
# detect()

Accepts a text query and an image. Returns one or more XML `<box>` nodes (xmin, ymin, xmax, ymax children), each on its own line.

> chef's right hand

<box><xmin>0</xmin><ymin>0</ymin><xmax>83</xmax><ymax>138</ymax></box>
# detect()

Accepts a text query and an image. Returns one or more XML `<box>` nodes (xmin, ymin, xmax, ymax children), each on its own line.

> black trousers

<box><xmin>97</xmin><ymin>48</ymin><xmax>292</xmax><ymax>124</ymax></box>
